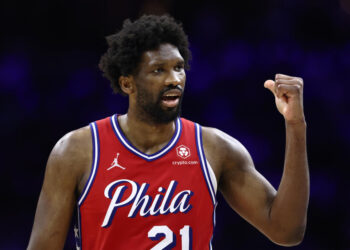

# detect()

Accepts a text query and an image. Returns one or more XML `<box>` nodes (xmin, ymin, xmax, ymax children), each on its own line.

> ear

<box><xmin>119</xmin><ymin>76</ymin><xmax>135</xmax><ymax>95</ymax></box>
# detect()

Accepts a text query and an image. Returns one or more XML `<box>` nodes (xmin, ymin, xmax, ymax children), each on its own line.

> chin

<box><xmin>154</xmin><ymin>108</ymin><xmax>181</xmax><ymax>124</ymax></box>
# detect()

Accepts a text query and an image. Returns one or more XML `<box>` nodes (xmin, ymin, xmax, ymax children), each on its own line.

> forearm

<box><xmin>269</xmin><ymin>121</ymin><xmax>309</xmax><ymax>243</ymax></box>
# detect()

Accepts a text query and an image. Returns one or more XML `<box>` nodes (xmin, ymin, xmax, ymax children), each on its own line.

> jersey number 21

<box><xmin>148</xmin><ymin>225</ymin><xmax>192</xmax><ymax>250</ymax></box>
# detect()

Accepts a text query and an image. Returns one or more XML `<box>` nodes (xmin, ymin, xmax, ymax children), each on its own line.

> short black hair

<box><xmin>99</xmin><ymin>14</ymin><xmax>191</xmax><ymax>94</ymax></box>
<box><xmin>99</xmin><ymin>15</ymin><xmax>191</xmax><ymax>94</ymax></box>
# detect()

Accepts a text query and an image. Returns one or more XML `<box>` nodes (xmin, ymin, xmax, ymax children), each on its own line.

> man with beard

<box><xmin>28</xmin><ymin>15</ymin><xmax>309</xmax><ymax>250</ymax></box>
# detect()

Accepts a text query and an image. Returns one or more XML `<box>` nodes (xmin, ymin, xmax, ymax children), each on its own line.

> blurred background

<box><xmin>1</xmin><ymin>0</ymin><xmax>349</xmax><ymax>249</ymax></box>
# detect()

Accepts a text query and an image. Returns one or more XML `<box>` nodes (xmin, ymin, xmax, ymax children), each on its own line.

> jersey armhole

<box><xmin>78</xmin><ymin>122</ymin><xmax>100</xmax><ymax>206</ymax></box>
<box><xmin>206</xmin><ymin>160</ymin><xmax>217</xmax><ymax>193</ymax></box>
<box><xmin>195</xmin><ymin>123</ymin><xmax>217</xmax><ymax>205</ymax></box>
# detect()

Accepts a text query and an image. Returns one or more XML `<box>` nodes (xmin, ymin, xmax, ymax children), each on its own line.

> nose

<box><xmin>165</xmin><ymin>70</ymin><xmax>183</xmax><ymax>86</ymax></box>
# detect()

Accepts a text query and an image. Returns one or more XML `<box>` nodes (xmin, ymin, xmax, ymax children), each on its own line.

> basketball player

<box><xmin>27</xmin><ymin>15</ymin><xmax>309</xmax><ymax>250</ymax></box>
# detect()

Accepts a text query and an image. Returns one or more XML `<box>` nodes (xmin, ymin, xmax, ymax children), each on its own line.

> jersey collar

<box><xmin>110</xmin><ymin>114</ymin><xmax>182</xmax><ymax>161</ymax></box>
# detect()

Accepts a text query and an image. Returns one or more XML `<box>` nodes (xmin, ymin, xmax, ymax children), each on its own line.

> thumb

<box><xmin>264</xmin><ymin>80</ymin><xmax>276</xmax><ymax>95</ymax></box>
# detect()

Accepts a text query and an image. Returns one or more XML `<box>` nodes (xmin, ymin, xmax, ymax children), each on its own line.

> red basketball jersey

<box><xmin>75</xmin><ymin>115</ymin><xmax>217</xmax><ymax>250</ymax></box>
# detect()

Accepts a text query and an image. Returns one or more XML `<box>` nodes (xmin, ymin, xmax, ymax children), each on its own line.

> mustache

<box><xmin>160</xmin><ymin>85</ymin><xmax>183</xmax><ymax>95</ymax></box>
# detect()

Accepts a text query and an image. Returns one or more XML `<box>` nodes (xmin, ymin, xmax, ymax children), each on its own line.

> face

<box><xmin>132</xmin><ymin>43</ymin><xmax>186</xmax><ymax>124</ymax></box>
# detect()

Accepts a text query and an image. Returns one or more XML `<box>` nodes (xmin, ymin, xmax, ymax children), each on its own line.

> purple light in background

<box><xmin>186</xmin><ymin>46</ymin><xmax>216</xmax><ymax>93</ymax></box>
<box><xmin>237</xmin><ymin>132</ymin><xmax>273</xmax><ymax>166</ymax></box>
<box><xmin>274</xmin><ymin>43</ymin><xmax>288</xmax><ymax>62</ymax></box>
<box><xmin>0</xmin><ymin>53</ymin><xmax>40</xmax><ymax>115</ymax></box>
<box><xmin>301</xmin><ymin>51</ymin><xmax>345</xmax><ymax>105</ymax></box>
<box><xmin>337</xmin><ymin>116</ymin><xmax>350</xmax><ymax>147</ymax></box>
<box><xmin>203</xmin><ymin>96</ymin><xmax>235</xmax><ymax>127</ymax></box>
<box><xmin>264</xmin><ymin>7</ymin><xmax>294</xmax><ymax>43</ymax></box>
<box><xmin>219</xmin><ymin>42</ymin><xmax>253</xmax><ymax>80</ymax></box>
<box><xmin>288</xmin><ymin>44</ymin><xmax>304</xmax><ymax>71</ymax></box>
<box><xmin>0</xmin><ymin>54</ymin><xmax>29</xmax><ymax>90</ymax></box>
<box><xmin>17</xmin><ymin>90</ymin><xmax>39</xmax><ymax>115</ymax></box>
<box><xmin>256</xmin><ymin>42</ymin><xmax>305</xmax><ymax>74</ymax></box>
<box><xmin>190</xmin><ymin>6</ymin><xmax>224</xmax><ymax>45</ymax></box>
<box><xmin>339</xmin><ymin>43</ymin><xmax>350</xmax><ymax>70</ymax></box>
<box><xmin>66</xmin><ymin>68</ymin><xmax>97</xmax><ymax>99</ymax></box>
<box><xmin>310</xmin><ymin>171</ymin><xmax>337</xmax><ymax>204</ymax></box>
<box><xmin>302</xmin><ymin>52</ymin><xmax>332</xmax><ymax>82</ymax></box>
<box><xmin>0</xmin><ymin>243</ymin><xmax>24</xmax><ymax>250</ymax></box>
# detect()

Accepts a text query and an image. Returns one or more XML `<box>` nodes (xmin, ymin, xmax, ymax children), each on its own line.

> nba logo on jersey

<box><xmin>176</xmin><ymin>145</ymin><xmax>190</xmax><ymax>159</ymax></box>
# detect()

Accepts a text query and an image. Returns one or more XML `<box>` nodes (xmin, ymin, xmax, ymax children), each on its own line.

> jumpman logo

<box><xmin>108</xmin><ymin>153</ymin><xmax>126</xmax><ymax>170</ymax></box>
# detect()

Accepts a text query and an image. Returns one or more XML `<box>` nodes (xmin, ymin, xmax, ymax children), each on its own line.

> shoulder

<box><xmin>51</xmin><ymin>126</ymin><xmax>91</xmax><ymax>162</ymax></box>
<box><xmin>201</xmin><ymin>126</ymin><xmax>250</xmax><ymax>162</ymax></box>
<box><xmin>47</xmin><ymin>126</ymin><xmax>92</xmax><ymax>187</ymax></box>
<box><xmin>201</xmin><ymin>126</ymin><xmax>255</xmax><ymax>185</ymax></box>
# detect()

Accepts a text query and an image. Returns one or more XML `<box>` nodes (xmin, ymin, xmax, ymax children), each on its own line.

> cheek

<box><xmin>181</xmin><ymin>73</ymin><xmax>186</xmax><ymax>86</ymax></box>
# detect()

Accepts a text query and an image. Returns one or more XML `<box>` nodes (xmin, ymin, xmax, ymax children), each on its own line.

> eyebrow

<box><xmin>149</xmin><ymin>59</ymin><xmax>184</xmax><ymax>67</ymax></box>
<box><xmin>149</xmin><ymin>62</ymin><xmax>165</xmax><ymax>67</ymax></box>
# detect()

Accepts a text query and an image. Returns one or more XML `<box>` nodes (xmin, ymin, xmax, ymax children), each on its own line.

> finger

<box><xmin>275</xmin><ymin>73</ymin><xmax>299</xmax><ymax>80</ymax></box>
<box><xmin>276</xmin><ymin>83</ymin><xmax>302</xmax><ymax>98</ymax></box>
<box><xmin>275</xmin><ymin>78</ymin><xmax>303</xmax><ymax>87</ymax></box>
<box><xmin>264</xmin><ymin>80</ymin><xmax>276</xmax><ymax>95</ymax></box>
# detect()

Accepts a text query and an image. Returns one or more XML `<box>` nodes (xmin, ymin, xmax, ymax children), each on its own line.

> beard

<box><xmin>136</xmin><ymin>85</ymin><xmax>183</xmax><ymax>124</ymax></box>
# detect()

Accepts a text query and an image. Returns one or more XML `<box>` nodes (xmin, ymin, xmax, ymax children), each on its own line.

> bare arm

<box><xmin>27</xmin><ymin>127</ymin><xmax>92</xmax><ymax>250</ymax></box>
<box><xmin>203</xmin><ymin>74</ymin><xmax>309</xmax><ymax>246</ymax></box>
<box><xmin>263</xmin><ymin>74</ymin><xmax>309</xmax><ymax>244</ymax></box>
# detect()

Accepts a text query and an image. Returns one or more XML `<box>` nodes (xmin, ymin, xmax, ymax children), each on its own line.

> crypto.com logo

<box><xmin>176</xmin><ymin>145</ymin><xmax>191</xmax><ymax>159</ymax></box>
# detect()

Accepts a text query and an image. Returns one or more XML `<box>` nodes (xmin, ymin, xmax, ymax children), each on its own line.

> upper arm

<box><xmin>27</xmin><ymin>126</ymin><xmax>92</xmax><ymax>250</ymax></box>
<box><xmin>202</xmin><ymin>127</ymin><xmax>277</xmax><ymax>237</ymax></box>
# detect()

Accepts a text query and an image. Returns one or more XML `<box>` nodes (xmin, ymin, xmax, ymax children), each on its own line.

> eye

<box><xmin>174</xmin><ymin>64</ymin><xmax>184</xmax><ymax>71</ymax></box>
<box><xmin>153</xmin><ymin>68</ymin><xmax>164</xmax><ymax>74</ymax></box>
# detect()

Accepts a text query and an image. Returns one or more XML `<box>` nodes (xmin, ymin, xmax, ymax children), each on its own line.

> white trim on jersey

<box><xmin>111</xmin><ymin>114</ymin><xmax>182</xmax><ymax>161</ymax></box>
<box><xmin>195</xmin><ymin>123</ymin><xmax>217</xmax><ymax>250</ymax></box>
<box><xmin>75</xmin><ymin>206</ymin><xmax>82</xmax><ymax>250</ymax></box>
<box><xmin>206</xmin><ymin>160</ymin><xmax>217</xmax><ymax>194</ymax></box>
<box><xmin>195</xmin><ymin>123</ymin><xmax>217</xmax><ymax>205</ymax></box>
<box><xmin>78</xmin><ymin>122</ymin><xmax>99</xmax><ymax>206</ymax></box>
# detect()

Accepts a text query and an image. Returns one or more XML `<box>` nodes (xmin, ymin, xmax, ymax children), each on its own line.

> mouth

<box><xmin>161</xmin><ymin>89</ymin><xmax>182</xmax><ymax>108</ymax></box>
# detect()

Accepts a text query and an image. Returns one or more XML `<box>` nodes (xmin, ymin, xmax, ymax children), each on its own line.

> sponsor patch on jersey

<box><xmin>172</xmin><ymin>160</ymin><xmax>199</xmax><ymax>166</ymax></box>
<box><xmin>176</xmin><ymin>145</ymin><xmax>190</xmax><ymax>159</ymax></box>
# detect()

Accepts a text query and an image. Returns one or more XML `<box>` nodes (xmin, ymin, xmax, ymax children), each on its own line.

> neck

<box><xmin>118</xmin><ymin>112</ymin><xmax>177</xmax><ymax>155</ymax></box>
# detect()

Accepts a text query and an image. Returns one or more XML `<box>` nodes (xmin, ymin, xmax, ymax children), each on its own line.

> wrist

<box><xmin>285</xmin><ymin>116</ymin><xmax>306</xmax><ymax>127</ymax></box>
<box><xmin>285</xmin><ymin>120</ymin><xmax>307</xmax><ymax>134</ymax></box>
